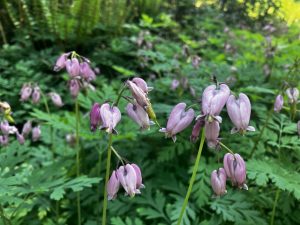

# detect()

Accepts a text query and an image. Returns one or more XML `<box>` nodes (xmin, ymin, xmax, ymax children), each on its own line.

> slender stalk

<box><xmin>219</xmin><ymin>142</ymin><xmax>235</xmax><ymax>154</ymax></box>
<box><xmin>270</xmin><ymin>189</ymin><xmax>280</xmax><ymax>225</ymax></box>
<box><xmin>176</xmin><ymin>129</ymin><xmax>205</xmax><ymax>225</ymax></box>
<box><xmin>102</xmin><ymin>134</ymin><xmax>113</xmax><ymax>225</ymax></box>
<box><xmin>97</xmin><ymin>150</ymin><xmax>103</xmax><ymax>217</ymax></box>
<box><xmin>75</xmin><ymin>100</ymin><xmax>81</xmax><ymax>225</ymax></box>
<box><xmin>250</xmin><ymin>107</ymin><xmax>273</xmax><ymax>158</ymax></box>
<box><xmin>111</xmin><ymin>146</ymin><xmax>124</xmax><ymax>165</ymax></box>
<box><xmin>41</xmin><ymin>92</ymin><xmax>54</xmax><ymax>152</ymax></box>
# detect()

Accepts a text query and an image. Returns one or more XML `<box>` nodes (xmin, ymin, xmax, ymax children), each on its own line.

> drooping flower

<box><xmin>191</xmin><ymin>55</ymin><xmax>201</xmax><ymax>68</ymax></box>
<box><xmin>20</xmin><ymin>84</ymin><xmax>33</xmax><ymax>102</ymax></box>
<box><xmin>126</xmin><ymin>103</ymin><xmax>151</xmax><ymax>130</ymax></box>
<box><xmin>53</xmin><ymin>53</ymin><xmax>70</xmax><ymax>71</ymax></box>
<box><xmin>107</xmin><ymin>170</ymin><xmax>120</xmax><ymax>200</ymax></box>
<box><xmin>286</xmin><ymin>87</ymin><xmax>299</xmax><ymax>104</ymax></box>
<box><xmin>22</xmin><ymin>120</ymin><xmax>32</xmax><ymax>137</ymax></box>
<box><xmin>99</xmin><ymin>103</ymin><xmax>121</xmax><ymax>134</ymax></box>
<box><xmin>205</xmin><ymin>120</ymin><xmax>220</xmax><ymax>148</ymax></box>
<box><xmin>226</xmin><ymin>93</ymin><xmax>255</xmax><ymax>134</ymax></box>
<box><xmin>127</xmin><ymin>80</ymin><xmax>149</xmax><ymax>108</ymax></box>
<box><xmin>171</xmin><ymin>79</ymin><xmax>180</xmax><ymax>90</ymax></box>
<box><xmin>274</xmin><ymin>94</ymin><xmax>283</xmax><ymax>112</ymax></box>
<box><xmin>211</xmin><ymin>168</ymin><xmax>227</xmax><ymax>197</ymax></box>
<box><xmin>49</xmin><ymin>92</ymin><xmax>64</xmax><ymax>107</ymax></box>
<box><xmin>0</xmin><ymin>120</ymin><xmax>10</xmax><ymax>135</ymax></box>
<box><xmin>32</xmin><ymin>126</ymin><xmax>41</xmax><ymax>142</ymax></box>
<box><xmin>131</xmin><ymin>164</ymin><xmax>145</xmax><ymax>189</ymax></box>
<box><xmin>90</xmin><ymin>103</ymin><xmax>102</xmax><ymax>132</ymax></box>
<box><xmin>65</xmin><ymin>58</ymin><xmax>80</xmax><ymax>78</ymax></box>
<box><xmin>223</xmin><ymin>153</ymin><xmax>248</xmax><ymax>190</ymax></box>
<box><xmin>190</xmin><ymin>118</ymin><xmax>205</xmax><ymax>143</ymax></box>
<box><xmin>80</xmin><ymin>62</ymin><xmax>96</xmax><ymax>81</ymax></box>
<box><xmin>32</xmin><ymin>86</ymin><xmax>41</xmax><ymax>104</ymax></box>
<box><xmin>0</xmin><ymin>135</ymin><xmax>9</xmax><ymax>146</ymax></box>
<box><xmin>69</xmin><ymin>79</ymin><xmax>81</xmax><ymax>98</ymax></box>
<box><xmin>201</xmin><ymin>84</ymin><xmax>230</xmax><ymax>122</ymax></box>
<box><xmin>159</xmin><ymin>103</ymin><xmax>195</xmax><ymax>142</ymax></box>
<box><xmin>16</xmin><ymin>132</ymin><xmax>25</xmax><ymax>145</ymax></box>
<box><xmin>132</xmin><ymin>77</ymin><xmax>152</xmax><ymax>94</ymax></box>
<box><xmin>116</xmin><ymin>164</ymin><xmax>140</xmax><ymax>197</ymax></box>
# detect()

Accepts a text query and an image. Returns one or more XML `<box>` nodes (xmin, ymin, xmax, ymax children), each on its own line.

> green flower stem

<box><xmin>41</xmin><ymin>92</ymin><xmax>54</xmax><ymax>152</ymax></box>
<box><xmin>176</xmin><ymin>129</ymin><xmax>205</xmax><ymax>225</ymax></box>
<box><xmin>111</xmin><ymin>146</ymin><xmax>124</xmax><ymax>165</ymax></box>
<box><xmin>250</xmin><ymin>107</ymin><xmax>274</xmax><ymax>158</ymax></box>
<box><xmin>75</xmin><ymin>99</ymin><xmax>81</xmax><ymax>225</ymax></box>
<box><xmin>219</xmin><ymin>142</ymin><xmax>235</xmax><ymax>154</ymax></box>
<box><xmin>102</xmin><ymin>134</ymin><xmax>113</xmax><ymax>225</ymax></box>
<box><xmin>270</xmin><ymin>189</ymin><xmax>280</xmax><ymax>225</ymax></box>
<box><xmin>101</xmin><ymin>85</ymin><xmax>127</xmax><ymax>225</ymax></box>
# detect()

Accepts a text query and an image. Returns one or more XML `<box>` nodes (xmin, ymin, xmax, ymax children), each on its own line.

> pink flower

<box><xmin>49</xmin><ymin>92</ymin><xmax>64</xmax><ymax>107</ymax></box>
<box><xmin>201</xmin><ymin>84</ymin><xmax>230</xmax><ymax>122</ymax></box>
<box><xmin>80</xmin><ymin>62</ymin><xmax>96</xmax><ymax>81</ymax></box>
<box><xmin>286</xmin><ymin>88</ymin><xmax>299</xmax><ymax>104</ymax></box>
<box><xmin>0</xmin><ymin>120</ymin><xmax>10</xmax><ymax>135</ymax></box>
<box><xmin>116</xmin><ymin>164</ymin><xmax>141</xmax><ymax>197</ymax></box>
<box><xmin>205</xmin><ymin>120</ymin><xmax>220</xmax><ymax>148</ymax></box>
<box><xmin>190</xmin><ymin>118</ymin><xmax>204</xmax><ymax>143</ymax></box>
<box><xmin>100</xmin><ymin>103</ymin><xmax>121</xmax><ymax>134</ymax></box>
<box><xmin>69</xmin><ymin>79</ymin><xmax>81</xmax><ymax>98</ymax></box>
<box><xmin>20</xmin><ymin>84</ymin><xmax>33</xmax><ymax>102</ymax></box>
<box><xmin>90</xmin><ymin>103</ymin><xmax>101</xmax><ymax>132</ymax></box>
<box><xmin>66</xmin><ymin>58</ymin><xmax>80</xmax><ymax>77</ymax></box>
<box><xmin>226</xmin><ymin>93</ymin><xmax>255</xmax><ymax>134</ymax></box>
<box><xmin>223</xmin><ymin>153</ymin><xmax>248</xmax><ymax>190</ymax></box>
<box><xmin>22</xmin><ymin>121</ymin><xmax>32</xmax><ymax>137</ymax></box>
<box><xmin>126</xmin><ymin>103</ymin><xmax>151</xmax><ymax>130</ymax></box>
<box><xmin>32</xmin><ymin>126</ymin><xmax>41</xmax><ymax>142</ymax></box>
<box><xmin>274</xmin><ymin>94</ymin><xmax>283</xmax><ymax>112</ymax></box>
<box><xmin>132</xmin><ymin>77</ymin><xmax>152</xmax><ymax>94</ymax></box>
<box><xmin>159</xmin><ymin>103</ymin><xmax>195</xmax><ymax>142</ymax></box>
<box><xmin>211</xmin><ymin>168</ymin><xmax>227</xmax><ymax>196</ymax></box>
<box><xmin>16</xmin><ymin>132</ymin><xmax>25</xmax><ymax>145</ymax></box>
<box><xmin>53</xmin><ymin>53</ymin><xmax>70</xmax><ymax>71</ymax></box>
<box><xmin>107</xmin><ymin>170</ymin><xmax>120</xmax><ymax>200</ymax></box>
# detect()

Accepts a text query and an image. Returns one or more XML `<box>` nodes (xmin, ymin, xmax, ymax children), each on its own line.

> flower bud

<box><xmin>127</xmin><ymin>80</ymin><xmax>149</xmax><ymax>108</ymax></box>
<box><xmin>132</xmin><ymin>77</ymin><xmax>152</xmax><ymax>93</ymax></box>
<box><xmin>100</xmin><ymin>103</ymin><xmax>121</xmax><ymax>134</ymax></box>
<box><xmin>53</xmin><ymin>53</ymin><xmax>70</xmax><ymax>71</ymax></box>
<box><xmin>171</xmin><ymin>79</ymin><xmax>180</xmax><ymax>90</ymax></box>
<box><xmin>205</xmin><ymin>120</ymin><xmax>220</xmax><ymax>148</ymax></box>
<box><xmin>211</xmin><ymin>168</ymin><xmax>227</xmax><ymax>196</ymax></box>
<box><xmin>223</xmin><ymin>153</ymin><xmax>248</xmax><ymax>189</ymax></box>
<box><xmin>0</xmin><ymin>135</ymin><xmax>9</xmax><ymax>146</ymax></box>
<box><xmin>69</xmin><ymin>79</ymin><xmax>81</xmax><ymax>98</ymax></box>
<box><xmin>202</xmin><ymin>84</ymin><xmax>230</xmax><ymax>121</ymax></box>
<box><xmin>90</xmin><ymin>103</ymin><xmax>102</xmax><ymax>132</ymax></box>
<box><xmin>49</xmin><ymin>92</ymin><xmax>64</xmax><ymax>107</ymax></box>
<box><xmin>159</xmin><ymin>103</ymin><xmax>195</xmax><ymax>142</ymax></box>
<box><xmin>190</xmin><ymin>118</ymin><xmax>205</xmax><ymax>143</ymax></box>
<box><xmin>32</xmin><ymin>126</ymin><xmax>41</xmax><ymax>142</ymax></box>
<box><xmin>116</xmin><ymin>164</ymin><xmax>140</xmax><ymax>197</ymax></box>
<box><xmin>107</xmin><ymin>170</ymin><xmax>120</xmax><ymax>200</ymax></box>
<box><xmin>286</xmin><ymin>88</ymin><xmax>299</xmax><ymax>104</ymax></box>
<box><xmin>226</xmin><ymin>93</ymin><xmax>255</xmax><ymax>134</ymax></box>
<box><xmin>22</xmin><ymin>121</ymin><xmax>32</xmax><ymax>137</ymax></box>
<box><xmin>80</xmin><ymin>62</ymin><xmax>96</xmax><ymax>81</ymax></box>
<box><xmin>274</xmin><ymin>94</ymin><xmax>283</xmax><ymax>112</ymax></box>
<box><xmin>16</xmin><ymin>132</ymin><xmax>25</xmax><ymax>145</ymax></box>
<box><xmin>0</xmin><ymin>120</ymin><xmax>10</xmax><ymax>135</ymax></box>
<box><xmin>20</xmin><ymin>84</ymin><xmax>33</xmax><ymax>101</ymax></box>
<box><xmin>66</xmin><ymin>58</ymin><xmax>80</xmax><ymax>77</ymax></box>
<box><xmin>31</xmin><ymin>86</ymin><xmax>41</xmax><ymax>104</ymax></box>
<box><xmin>126</xmin><ymin>103</ymin><xmax>150</xmax><ymax>130</ymax></box>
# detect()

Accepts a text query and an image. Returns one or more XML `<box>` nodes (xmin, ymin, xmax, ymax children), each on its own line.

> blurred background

<box><xmin>0</xmin><ymin>0</ymin><xmax>300</xmax><ymax>225</ymax></box>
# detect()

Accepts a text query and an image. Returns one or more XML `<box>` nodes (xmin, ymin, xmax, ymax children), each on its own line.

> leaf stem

<box><xmin>102</xmin><ymin>134</ymin><xmax>113</xmax><ymax>225</ymax></box>
<box><xmin>219</xmin><ymin>142</ymin><xmax>235</xmax><ymax>154</ymax></box>
<box><xmin>270</xmin><ymin>189</ymin><xmax>280</xmax><ymax>225</ymax></box>
<box><xmin>176</xmin><ymin>129</ymin><xmax>205</xmax><ymax>225</ymax></box>
<box><xmin>75</xmin><ymin>99</ymin><xmax>81</xmax><ymax>225</ymax></box>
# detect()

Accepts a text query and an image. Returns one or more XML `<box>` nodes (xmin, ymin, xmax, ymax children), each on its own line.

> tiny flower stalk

<box><xmin>176</xmin><ymin>128</ymin><xmax>205</xmax><ymax>225</ymax></box>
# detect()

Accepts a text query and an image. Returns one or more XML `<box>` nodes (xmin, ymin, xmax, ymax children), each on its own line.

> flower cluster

<box><xmin>211</xmin><ymin>153</ymin><xmax>248</xmax><ymax>197</ymax></box>
<box><xmin>54</xmin><ymin>52</ymin><xmax>98</xmax><ymax>98</ymax></box>
<box><xmin>0</xmin><ymin>120</ymin><xmax>41</xmax><ymax>146</ymax></box>
<box><xmin>107</xmin><ymin>163</ymin><xmax>144</xmax><ymax>200</ymax></box>
<box><xmin>20</xmin><ymin>83</ymin><xmax>64</xmax><ymax>107</ymax></box>
<box><xmin>273</xmin><ymin>87</ymin><xmax>299</xmax><ymax>113</ymax></box>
